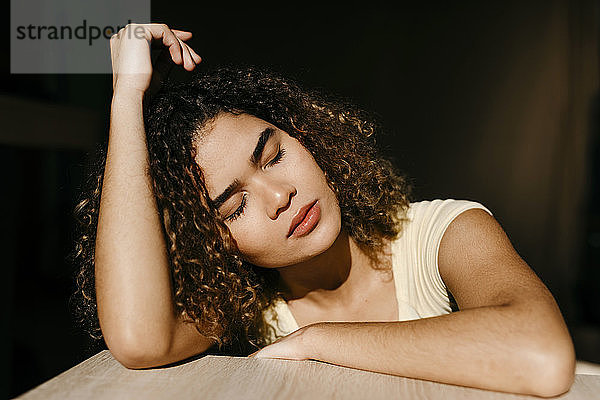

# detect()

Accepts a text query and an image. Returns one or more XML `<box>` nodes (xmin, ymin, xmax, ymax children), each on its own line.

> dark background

<box><xmin>2</xmin><ymin>1</ymin><xmax>599</xmax><ymax>397</ymax></box>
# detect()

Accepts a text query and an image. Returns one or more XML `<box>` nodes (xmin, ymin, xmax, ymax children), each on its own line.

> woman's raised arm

<box><xmin>95</xmin><ymin>23</ymin><xmax>211</xmax><ymax>369</ymax></box>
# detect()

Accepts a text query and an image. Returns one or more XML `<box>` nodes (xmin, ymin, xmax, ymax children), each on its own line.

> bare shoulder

<box><xmin>437</xmin><ymin>208</ymin><xmax>553</xmax><ymax>310</ymax></box>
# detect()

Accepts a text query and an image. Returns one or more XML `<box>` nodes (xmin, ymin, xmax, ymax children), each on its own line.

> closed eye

<box><xmin>224</xmin><ymin>145</ymin><xmax>285</xmax><ymax>223</ymax></box>
<box><xmin>224</xmin><ymin>193</ymin><xmax>248</xmax><ymax>222</ymax></box>
<box><xmin>265</xmin><ymin>145</ymin><xmax>286</xmax><ymax>168</ymax></box>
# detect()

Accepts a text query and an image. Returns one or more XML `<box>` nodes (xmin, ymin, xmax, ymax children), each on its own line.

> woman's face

<box><xmin>194</xmin><ymin>112</ymin><xmax>342</xmax><ymax>268</ymax></box>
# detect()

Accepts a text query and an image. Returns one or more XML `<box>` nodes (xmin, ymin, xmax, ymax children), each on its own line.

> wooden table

<box><xmin>14</xmin><ymin>351</ymin><xmax>600</xmax><ymax>399</ymax></box>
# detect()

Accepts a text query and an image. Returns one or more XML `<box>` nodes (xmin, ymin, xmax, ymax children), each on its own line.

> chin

<box><xmin>252</xmin><ymin>222</ymin><xmax>341</xmax><ymax>269</ymax></box>
<box><xmin>302</xmin><ymin>213</ymin><xmax>342</xmax><ymax>258</ymax></box>
<box><xmin>244</xmin><ymin>206</ymin><xmax>342</xmax><ymax>268</ymax></box>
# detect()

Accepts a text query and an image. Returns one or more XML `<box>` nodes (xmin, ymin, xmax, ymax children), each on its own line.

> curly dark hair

<box><xmin>70</xmin><ymin>65</ymin><xmax>412</xmax><ymax>356</ymax></box>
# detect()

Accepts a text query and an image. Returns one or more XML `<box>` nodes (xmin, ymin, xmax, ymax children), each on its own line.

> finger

<box><xmin>181</xmin><ymin>42</ymin><xmax>201</xmax><ymax>65</ymax></box>
<box><xmin>252</xmin><ymin>344</ymin><xmax>277</xmax><ymax>359</ymax></box>
<box><xmin>145</xmin><ymin>24</ymin><xmax>183</xmax><ymax>65</ymax></box>
<box><xmin>186</xmin><ymin>45</ymin><xmax>202</xmax><ymax>64</ymax></box>
<box><xmin>177</xmin><ymin>37</ymin><xmax>195</xmax><ymax>71</ymax></box>
<box><xmin>172</xmin><ymin>29</ymin><xmax>193</xmax><ymax>41</ymax></box>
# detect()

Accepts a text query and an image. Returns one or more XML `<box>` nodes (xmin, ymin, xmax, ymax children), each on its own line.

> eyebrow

<box><xmin>210</xmin><ymin>127</ymin><xmax>275</xmax><ymax>209</ymax></box>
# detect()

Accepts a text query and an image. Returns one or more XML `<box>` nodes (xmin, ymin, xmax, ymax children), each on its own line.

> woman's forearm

<box><xmin>303</xmin><ymin>301</ymin><xmax>575</xmax><ymax>397</ymax></box>
<box><xmin>95</xmin><ymin>89</ymin><xmax>213</xmax><ymax>368</ymax></box>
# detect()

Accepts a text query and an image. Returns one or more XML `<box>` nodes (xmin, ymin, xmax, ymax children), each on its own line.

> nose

<box><xmin>259</xmin><ymin>177</ymin><xmax>296</xmax><ymax>220</ymax></box>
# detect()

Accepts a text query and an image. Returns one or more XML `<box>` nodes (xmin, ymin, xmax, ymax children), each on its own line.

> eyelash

<box><xmin>226</xmin><ymin>193</ymin><xmax>247</xmax><ymax>222</ymax></box>
<box><xmin>266</xmin><ymin>146</ymin><xmax>286</xmax><ymax>168</ymax></box>
<box><xmin>224</xmin><ymin>146</ymin><xmax>286</xmax><ymax>222</ymax></box>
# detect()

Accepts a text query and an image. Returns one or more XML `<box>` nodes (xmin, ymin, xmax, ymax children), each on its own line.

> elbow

<box><xmin>111</xmin><ymin>349</ymin><xmax>167</xmax><ymax>370</ymax></box>
<box><xmin>104</xmin><ymin>328</ymin><xmax>172</xmax><ymax>369</ymax></box>
<box><xmin>524</xmin><ymin>338</ymin><xmax>576</xmax><ymax>397</ymax></box>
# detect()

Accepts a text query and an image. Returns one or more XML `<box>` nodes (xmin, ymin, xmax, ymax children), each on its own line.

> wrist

<box><xmin>112</xmin><ymin>85</ymin><xmax>146</xmax><ymax>103</ymax></box>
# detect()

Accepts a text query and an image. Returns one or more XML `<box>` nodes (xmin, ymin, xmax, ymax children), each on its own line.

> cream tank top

<box><xmin>260</xmin><ymin>198</ymin><xmax>493</xmax><ymax>345</ymax></box>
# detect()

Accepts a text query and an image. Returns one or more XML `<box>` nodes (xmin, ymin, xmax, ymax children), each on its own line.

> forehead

<box><xmin>195</xmin><ymin>112</ymin><xmax>270</xmax><ymax>162</ymax></box>
<box><xmin>194</xmin><ymin>113</ymin><xmax>273</xmax><ymax>193</ymax></box>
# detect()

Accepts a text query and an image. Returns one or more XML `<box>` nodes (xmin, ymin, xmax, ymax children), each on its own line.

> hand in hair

<box><xmin>109</xmin><ymin>23</ymin><xmax>201</xmax><ymax>95</ymax></box>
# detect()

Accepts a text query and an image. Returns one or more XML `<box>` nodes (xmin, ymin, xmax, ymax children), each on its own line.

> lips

<box><xmin>287</xmin><ymin>200</ymin><xmax>318</xmax><ymax>238</ymax></box>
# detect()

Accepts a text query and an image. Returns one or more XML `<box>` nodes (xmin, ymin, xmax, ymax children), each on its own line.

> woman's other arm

<box><xmin>256</xmin><ymin>209</ymin><xmax>575</xmax><ymax>397</ymax></box>
<box><xmin>95</xmin><ymin>24</ymin><xmax>210</xmax><ymax>369</ymax></box>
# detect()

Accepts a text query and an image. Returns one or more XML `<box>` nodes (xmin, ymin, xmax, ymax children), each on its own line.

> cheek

<box><xmin>287</xmin><ymin>146</ymin><xmax>327</xmax><ymax>185</ymax></box>
<box><xmin>227</xmin><ymin>221</ymin><xmax>274</xmax><ymax>261</ymax></box>
<box><xmin>227</xmin><ymin>223</ymin><xmax>255</xmax><ymax>250</ymax></box>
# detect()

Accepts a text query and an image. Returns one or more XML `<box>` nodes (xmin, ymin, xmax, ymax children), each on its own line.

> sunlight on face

<box><xmin>194</xmin><ymin>113</ymin><xmax>342</xmax><ymax>268</ymax></box>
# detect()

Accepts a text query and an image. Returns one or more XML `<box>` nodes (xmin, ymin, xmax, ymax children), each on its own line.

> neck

<box><xmin>275</xmin><ymin>230</ymin><xmax>387</xmax><ymax>308</ymax></box>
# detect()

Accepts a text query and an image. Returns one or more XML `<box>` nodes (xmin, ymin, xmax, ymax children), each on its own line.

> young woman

<box><xmin>72</xmin><ymin>23</ymin><xmax>575</xmax><ymax>397</ymax></box>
